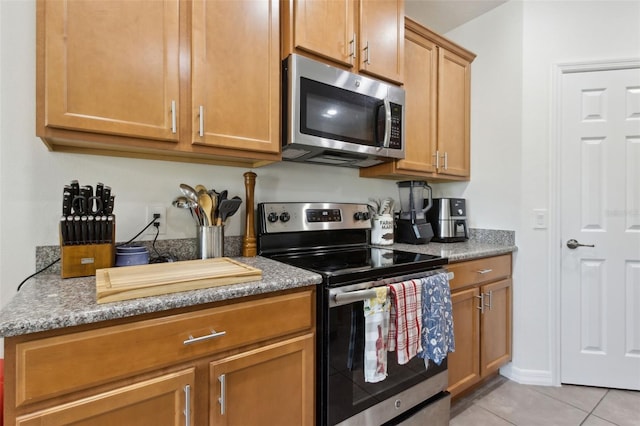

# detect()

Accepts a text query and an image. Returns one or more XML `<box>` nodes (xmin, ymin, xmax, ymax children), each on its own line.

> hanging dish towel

<box><xmin>418</xmin><ymin>272</ymin><xmax>455</xmax><ymax>366</ymax></box>
<box><xmin>363</xmin><ymin>287</ymin><xmax>390</xmax><ymax>383</ymax></box>
<box><xmin>388</xmin><ymin>280</ymin><xmax>423</xmax><ymax>365</ymax></box>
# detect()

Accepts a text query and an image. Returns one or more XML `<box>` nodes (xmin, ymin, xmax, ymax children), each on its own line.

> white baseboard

<box><xmin>499</xmin><ymin>362</ymin><xmax>556</xmax><ymax>387</ymax></box>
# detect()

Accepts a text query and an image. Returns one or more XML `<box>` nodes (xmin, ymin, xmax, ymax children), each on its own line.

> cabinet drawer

<box><xmin>14</xmin><ymin>289</ymin><xmax>314</xmax><ymax>406</ymax></box>
<box><xmin>448</xmin><ymin>254</ymin><xmax>511</xmax><ymax>291</ymax></box>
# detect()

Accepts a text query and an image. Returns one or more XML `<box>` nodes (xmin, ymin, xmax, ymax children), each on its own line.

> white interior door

<box><xmin>560</xmin><ymin>64</ymin><xmax>640</xmax><ymax>390</ymax></box>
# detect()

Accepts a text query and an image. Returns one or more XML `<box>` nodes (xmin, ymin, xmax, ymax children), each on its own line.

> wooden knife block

<box><xmin>60</xmin><ymin>228</ymin><xmax>115</xmax><ymax>279</ymax></box>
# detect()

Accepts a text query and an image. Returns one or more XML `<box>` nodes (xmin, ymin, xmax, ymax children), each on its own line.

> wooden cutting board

<box><xmin>96</xmin><ymin>258</ymin><xmax>262</xmax><ymax>304</ymax></box>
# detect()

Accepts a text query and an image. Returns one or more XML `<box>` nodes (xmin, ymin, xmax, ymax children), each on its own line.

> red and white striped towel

<box><xmin>387</xmin><ymin>280</ymin><xmax>423</xmax><ymax>364</ymax></box>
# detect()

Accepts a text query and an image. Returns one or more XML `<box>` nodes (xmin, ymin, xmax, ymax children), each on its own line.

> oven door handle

<box><xmin>332</xmin><ymin>288</ymin><xmax>379</xmax><ymax>306</ymax></box>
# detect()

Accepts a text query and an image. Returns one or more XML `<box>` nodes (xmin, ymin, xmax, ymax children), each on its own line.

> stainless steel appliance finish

<box><xmin>257</xmin><ymin>202</ymin><xmax>450</xmax><ymax>426</ymax></box>
<box><xmin>282</xmin><ymin>54</ymin><xmax>405</xmax><ymax>168</ymax></box>
<box><xmin>428</xmin><ymin>198</ymin><xmax>469</xmax><ymax>243</ymax></box>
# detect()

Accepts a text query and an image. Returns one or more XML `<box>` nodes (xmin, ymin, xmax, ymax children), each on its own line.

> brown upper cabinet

<box><xmin>36</xmin><ymin>0</ymin><xmax>281</xmax><ymax>167</ymax></box>
<box><xmin>361</xmin><ymin>17</ymin><xmax>475</xmax><ymax>181</ymax></box>
<box><xmin>281</xmin><ymin>0</ymin><xmax>404</xmax><ymax>84</ymax></box>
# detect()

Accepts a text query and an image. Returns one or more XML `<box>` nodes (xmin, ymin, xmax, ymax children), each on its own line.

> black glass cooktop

<box><xmin>268</xmin><ymin>246</ymin><xmax>447</xmax><ymax>287</ymax></box>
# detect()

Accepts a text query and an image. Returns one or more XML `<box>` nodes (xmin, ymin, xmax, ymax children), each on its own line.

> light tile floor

<box><xmin>450</xmin><ymin>376</ymin><xmax>640</xmax><ymax>426</ymax></box>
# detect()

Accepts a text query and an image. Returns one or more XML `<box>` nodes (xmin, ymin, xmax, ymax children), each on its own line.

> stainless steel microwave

<box><xmin>282</xmin><ymin>54</ymin><xmax>405</xmax><ymax>168</ymax></box>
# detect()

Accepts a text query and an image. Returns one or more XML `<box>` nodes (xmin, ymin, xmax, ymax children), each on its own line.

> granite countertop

<box><xmin>0</xmin><ymin>232</ymin><xmax>516</xmax><ymax>338</ymax></box>
<box><xmin>390</xmin><ymin>240</ymin><xmax>517</xmax><ymax>262</ymax></box>
<box><xmin>0</xmin><ymin>256</ymin><xmax>322</xmax><ymax>338</ymax></box>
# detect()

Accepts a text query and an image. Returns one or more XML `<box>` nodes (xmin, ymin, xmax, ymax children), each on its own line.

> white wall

<box><xmin>436</xmin><ymin>0</ymin><xmax>640</xmax><ymax>384</ymax></box>
<box><xmin>0</xmin><ymin>0</ymin><xmax>402</xmax><ymax>308</ymax></box>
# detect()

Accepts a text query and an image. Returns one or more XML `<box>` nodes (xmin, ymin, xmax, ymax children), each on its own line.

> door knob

<box><xmin>566</xmin><ymin>239</ymin><xmax>595</xmax><ymax>249</ymax></box>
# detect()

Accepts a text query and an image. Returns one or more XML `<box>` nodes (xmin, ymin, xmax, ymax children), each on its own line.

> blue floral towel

<box><xmin>418</xmin><ymin>272</ymin><xmax>455</xmax><ymax>365</ymax></box>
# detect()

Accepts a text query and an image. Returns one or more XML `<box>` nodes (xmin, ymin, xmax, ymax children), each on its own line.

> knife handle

<box><xmin>95</xmin><ymin>182</ymin><xmax>104</xmax><ymax>204</ymax></box>
<box><xmin>106</xmin><ymin>215</ymin><xmax>114</xmax><ymax>243</ymax></box>
<box><xmin>105</xmin><ymin>195</ymin><xmax>115</xmax><ymax>215</ymax></box>
<box><xmin>81</xmin><ymin>216</ymin><xmax>88</xmax><ymax>244</ymax></box>
<box><xmin>60</xmin><ymin>216</ymin><xmax>69</xmax><ymax>245</ymax></box>
<box><xmin>66</xmin><ymin>215</ymin><xmax>75</xmax><ymax>245</ymax></box>
<box><xmin>62</xmin><ymin>191</ymin><xmax>72</xmax><ymax>216</ymax></box>
<box><xmin>95</xmin><ymin>216</ymin><xmax>102</xmax><ymax>243</ymax></box>
<box><xmin>73</xmin><ymin>216</ymin><xmax>81</xmax><ymax>245</ymax></box>
<box><xmin>70</xmin><ymin>180</ymin><xmax>80</xmax><ymax>198</ymax></box>
<box><xmin>87</xmin><ymin>215</ymin><xmax>95</xmax><ymax>244</ymax></box>
<box><xmin>102</xmin><ymin>186</ymin><xmax>111</xmax><ymax>213</ymax></box>
<box><xmin>100</xmin><ymin>215</ymin><xmax>108</xmax><ymax>244</ymax></box>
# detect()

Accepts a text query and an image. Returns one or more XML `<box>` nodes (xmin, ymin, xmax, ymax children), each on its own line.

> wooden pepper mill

<box><xmin>242</xmin><ymin>171</ymin><xmax>257</xmax><ymax>257</ymax></box>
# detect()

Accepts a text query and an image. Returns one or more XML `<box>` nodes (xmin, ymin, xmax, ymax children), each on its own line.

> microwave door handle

<box><xmin>382</xmin><ymin>98</ymin><xmax>392</xmax><ymax>148</ymax></box>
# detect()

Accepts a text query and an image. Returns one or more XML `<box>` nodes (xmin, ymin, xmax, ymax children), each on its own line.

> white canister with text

<box><xmin>370</xmin><ymin>214</ymin><xmax>394</xmax><ymax>245</ymax></box>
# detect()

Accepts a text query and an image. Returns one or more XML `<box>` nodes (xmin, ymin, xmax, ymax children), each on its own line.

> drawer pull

<box><xmin>477</xmin><ymin>269</ymin><xmax>493</xmax><ymax>274</ymax></box>
<box><xmin>183</xmin><ymin>329</ymin><xmax>226</xmax><ymax>345</ymax></box>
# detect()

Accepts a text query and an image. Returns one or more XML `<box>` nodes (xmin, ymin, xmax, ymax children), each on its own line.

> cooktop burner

<box><xmin>269</xmin><ymin>246</ymin><xmax>447</xmax><ymax>286</ymax></box>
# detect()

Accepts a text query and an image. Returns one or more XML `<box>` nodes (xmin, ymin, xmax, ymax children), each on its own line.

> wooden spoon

<box><xmin>198</xmin><ymin>192</ymin><xmax>213</xmax><ymax>226</ymax></box>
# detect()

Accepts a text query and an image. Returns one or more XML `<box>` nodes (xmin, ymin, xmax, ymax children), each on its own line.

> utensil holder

<box><xmin>371</xmin><ymin>214</ymin><xmax>394</xmax><ymax>245</ymax></box>
<box><xmin>197</xmin><ymin>226</ymin><xmax>224</xmax><ymax>259</ymax></box>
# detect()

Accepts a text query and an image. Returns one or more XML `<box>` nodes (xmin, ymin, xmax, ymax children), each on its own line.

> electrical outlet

<box><xmin>146</xmin><ymin>205</ymin><xmax>167</xmax><ymax>235</ymax></box>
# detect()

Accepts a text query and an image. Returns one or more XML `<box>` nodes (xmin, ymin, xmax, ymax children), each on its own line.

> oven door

<box><xmin>322</xmin><ymin>293</ymin><xmax>448</xmax><ymax>425</ymax></box>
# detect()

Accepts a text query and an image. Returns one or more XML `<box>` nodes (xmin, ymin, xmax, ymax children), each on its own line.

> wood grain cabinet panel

<box><xmin>16</xmin><ymin>369</ymin><xmax>195</xmax><ymax>426</ymax></box>
<box><xmin>282</xmin><ymin>0</ymin><xmax>404</xmax><ymax>84</ymax></box>
<box><xmin>4</xmin><ymin>288</ymin><xmax>316</xmax><ymax>425</ymax></box>
<box><xmin>40</xmin><ymin>0</ymin><xmax>180</xmax><ymax>142</ymax></box>
<box><xmin>360</xmin><ymin>18</ymin><xmax>475</xmax><ymax>181</ymax></box>
<box><xmin>447</xmin><ymin>255</ymin><xmax>513</xmax><ymax>398</ymax></box>
<box><xmin>191</xmin><ymin>0</ymin><xmax>280</xmax><ymax>154</ymax></box>
<box><xmin>37</xmin><ymin>0</ymin><xmax>281</xmax><ymax>167</ymax></box>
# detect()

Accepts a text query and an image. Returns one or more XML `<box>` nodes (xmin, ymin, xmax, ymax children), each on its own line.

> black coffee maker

<box><xmin>395</xmin><ymin>181</ymin><xmax>434</xmax><ymax>244</ymax></box>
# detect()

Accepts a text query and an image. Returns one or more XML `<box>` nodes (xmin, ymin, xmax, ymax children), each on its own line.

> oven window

<box><xmin>326</xmin><ymin>301</ymin><xmax>446</xmax><ymax>425</ymax></box>
<box><xmin>300</xmin><ymin>77</ymin><xmax>382</xmax><ymax>147</ymax></box>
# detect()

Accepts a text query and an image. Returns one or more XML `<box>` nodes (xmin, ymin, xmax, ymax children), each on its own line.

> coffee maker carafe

<box><xmin>395</xmin><ymin>181</ymin><xmax>434</xmax><ymax>244</ymax></box>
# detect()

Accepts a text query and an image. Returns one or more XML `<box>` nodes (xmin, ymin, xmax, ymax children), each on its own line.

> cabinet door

<box><xmin>480</xmin><ymin>278</ymin><xmax>512</xmax><ymax>376</ymax></box>
<box><xmin>210</xmin><ymin>334</ymin><xmax>314</xmax><ymax>426</ymax></box>
<box><xmin>41</xmin><ymin>0</ymin><xmax>180</xmax><ymax>142</ymax></box>
<box><xmin>191</xmin><ymin>0</ymin><xmax>280</xmax><ymax>154</ymax></box>
<box><xmin>16</xmin><ymin>369</ymin><xmax>195</xmax><ymax>426</ymax></box>
<box><xmin>395</xmin><ymin>28</ymin><xmax>437</xmax><ymax>174</ymax></box>
<box><xmin>291</xmin><ymin>0</ymin><xmax>355</xmax><ymax>66</ymax></box>
<box><xmin>447</xmin><ymin>287</ymin><xmax>481</xmax><ymax>397</ymax></box>
<box><xmin>359</xmin><ymin>0</ymin><xmax>404</xmax><ymax>84</ymax></box>
<box><xmin>436</xmin><ymin>47</ymin><xmax>471</xmax><ymax>177</ymax></box>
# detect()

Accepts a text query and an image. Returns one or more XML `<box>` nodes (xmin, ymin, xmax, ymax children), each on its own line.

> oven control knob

<box><xmin>354</xmin><ymin>211</ymin><xmax>368</xmax><ymax>221</ymax></box>
<box><xmin>279</xmin><ymin>212</ymin><xmax>290</xmax><ymax>223</ymax></box>
<box><xmin>267</xmin><ymin>212</ymin><xmax>279</xmax><ymax>223</ymax></box>
<box><xmin>457</xmin><ymin>209</ymin><xmax>464</xmax><ymax>215</ymax></box>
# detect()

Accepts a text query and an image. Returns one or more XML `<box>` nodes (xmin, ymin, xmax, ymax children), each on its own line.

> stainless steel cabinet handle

<box><xmin>183</xmin><ymin>329</ymin><xmax>226</xmax><ymax>345</ymax></box>
<box><xmin>171</xmin><ymin>100</ymin><xmax>177</xmax><ymax>134</ymax></box>
<box><xmin>477</xmin><ymin>269</ymin><xmax>493</xmax><ymax>274</ymax></box>
<box><xmin>434</xmin><ymin>151</ymin><xmax>440</xmax><ymax>169</ymax></box>
<box><xmin>566</xmin><ymin>239</ymin><xmax>595</xmax><ymax>249</ymax></box>
<box><xmin>350</xmin><ymin>33</ymin><xmax>357</xmax><ymax>59</ymax></box>
<box><xmin>476</xmin><ymin>293</ymin><xmax>485</xmax><ymax>314</ymax></box>
<box><xmin>184</xmin><ymin>384</ymin><xmax>191</xmax><ymax>425</ymax></box>
<box><xmin>198</xmin><ymin>105</ymin><xmax>204</xmax><ymax>137</ymax></box>
<box><xmin>363</xmin><ymin>41</ymin><xmax>370</xmax><ymax>65</ymax></box>
<box><xmin>333</xmin><ymin>289</ymin><xmax>378</xmax><ymax>305</ymax></box>
<box><xmin>443</xmin><ymin>152</ymin><xmax>448</xmax><ymax>170</ymax></box>
<box><xmin>485</xmin><ymin>291</ymin><xmax>493</xmax><ymax>310</ymax></box>
<box><xmin>218</xmin><ymin>374</ymin><xmax>226</xmax><ymax>415</ymax></box>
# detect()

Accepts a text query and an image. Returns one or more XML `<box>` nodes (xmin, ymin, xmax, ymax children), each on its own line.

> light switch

<box><xmin>533</xmin><ymin>209</ymin><xmax>548</xmax><ymax>229</ymax></box>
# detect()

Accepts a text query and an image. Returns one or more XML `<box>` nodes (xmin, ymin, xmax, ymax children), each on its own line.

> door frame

<box><xmin>549</xmin><ymin>58</ymin><xmax>640</xmax><ymax>386</ymax></box>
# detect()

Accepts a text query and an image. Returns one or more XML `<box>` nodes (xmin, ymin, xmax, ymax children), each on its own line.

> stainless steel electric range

<box><xmin>257</xmin><ymin>202</ymin><xmax>451</xmax><ymax>426</ymax></box>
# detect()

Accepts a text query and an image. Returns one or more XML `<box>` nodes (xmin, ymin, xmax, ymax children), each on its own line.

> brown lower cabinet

<box><xmin>4</xmin><ymin>288</ymin><xmax>315</xmax><ymax>425</ymax></box>
<box><xmin>446</xmin><ymin>254</ymin><xmax>513</xmax><ymax>397</ymax></box>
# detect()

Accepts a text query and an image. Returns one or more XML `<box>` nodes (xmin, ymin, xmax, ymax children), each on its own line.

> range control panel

<box><xmin>258</xmin><ymin>202</ymin><xmax>371</xmax><ymax>234</ymax></box>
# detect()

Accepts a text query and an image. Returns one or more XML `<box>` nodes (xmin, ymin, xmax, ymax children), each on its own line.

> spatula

<box><xmin>217</xmin><ymin>198</ymin><xmax>242</xmax><ymax>226</ymax></box>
